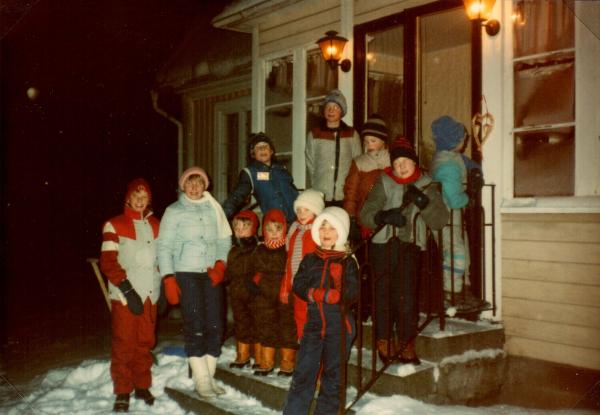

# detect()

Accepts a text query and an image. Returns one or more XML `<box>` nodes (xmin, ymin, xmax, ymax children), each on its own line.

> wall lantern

<box><xmin>317</xmin><ymin>30</ymin><xmax>352</xmax><ymax>72</ymax></box>
<box><xmin>463</xmin><ymin>0</ymin><xmax>501</xmax><ymax>36</ymax></box>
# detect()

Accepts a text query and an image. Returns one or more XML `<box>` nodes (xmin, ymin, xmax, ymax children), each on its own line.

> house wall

<box><xmin>501</xmin><ymin>213</ymin><xmax>600</xmax><ymax>370</ymax></box>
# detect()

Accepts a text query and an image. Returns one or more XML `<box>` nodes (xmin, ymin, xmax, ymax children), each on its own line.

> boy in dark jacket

<box><xmin>225</xmin><ymin>210</ymin><xmax>260</xmax><ymax>369</ymax></box>
<box><xmin>283</xmin><ymin>207</ymin><xmax>358</xmax><ymax>415</ymax></box>
<box><xmin>360</xmin><ymin>136</ymin><xmax>448</xmax><ymax>365</ymax></box>
<box><xmin>222</xmin><ymin>133</ymin><xmax>299</xmax><ymax>224</ymax></box>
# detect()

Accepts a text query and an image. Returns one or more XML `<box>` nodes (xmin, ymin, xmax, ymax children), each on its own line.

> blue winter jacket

<box><xmin>222</xmin><ymin>160</ymin><xmax>299</xmax><ymax>223</ymax></box>
<box><xmin>157</xmin><ymin>193</ymin><xmax>232</xmax><ymax>276</ymax></box>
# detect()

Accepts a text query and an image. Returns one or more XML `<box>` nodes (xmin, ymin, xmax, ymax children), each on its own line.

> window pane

<box><xmin>265</xmin><ymin>105</ymin><xmax>292</xmax><ymax>155</ymax></box>
<box><xmin>513</xmin><ymin>0</ymin><xmax>574</xmax><ymax>58</ymax></box>
<box><xmin>306</xmin><ymin>100</ymin><xmax>322</xmax><ymax>132</ymax></box>
<box><xmin>366</xmin><ymin>25</ymin><xmax>404</xmax><ymax>138</ymax></box>
<box><xmin>306</xmin><ymin>49</ymin><xmax>337</xmax><ymax>99</ymax></box>
<box><xmin>514</xmin><ymin>126</ymin><xmax>574</xmax><ymax>197</ymax></box>
<box><xmin>514</xmin><ymin>52</ymin><xmax>574</xmax><ymax>128</ymax></box>
<box><xmin>266</xmin><ymin>56</ymin><xmax>293</xmax><ymax>106</ymax></box>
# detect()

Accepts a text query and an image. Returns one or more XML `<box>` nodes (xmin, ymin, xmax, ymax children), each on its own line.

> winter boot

<box><xmin>252</xmin><ymin>343</ymin><xmax>263</xmax><ymax>369</ymax></box>
<box><xmin>254</xmin><ymin>346</ymin><xmax>275</xmax><ymax>376</ymax></box>
<box><xmin>134</xmin><ymin>388</ymin><xmax>155</xmax><ymax>405</ymax></box>
<box><xmin>230</xmin><ymin>341</ymin><xmax>251</xmax><ymax>369</ymax></box>
<box><xmin>189</xmin><ymin>356</ymin><xmax>216</xmax><ymax>399</ymax></box>
<box><xmin>376</xmin><ymin>339</ymin><xmax>395</xmax><ymax>364</ymax></box>
<box><xmin>113</xmin><ymin>393</ymin><xmax>130</xmax><ymax>412</ymax></box>
<box><xmin>398</xmin><ymin>339</ymin><xmax>421</xmax><ymax>365</ymax></box>
<box><xmin>206</xmin><ymin>354</ymin><xmax>226</xmax><ymax>395</ymax></box>
<box><xmin>277</xmin><ymin>348</ymin><xmax>296</xmax><ymax>376</ymax></box>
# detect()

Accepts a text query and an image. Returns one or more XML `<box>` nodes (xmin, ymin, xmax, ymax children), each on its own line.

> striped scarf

<box><xmin>264</xmin><ymin>237</ymin><xmax>286</xmax><ymax>250</ymax></box>
<box><xmin>286</xmin><ymin>221</ymin><xmax>312</xmax><ymax>280</ymax></box>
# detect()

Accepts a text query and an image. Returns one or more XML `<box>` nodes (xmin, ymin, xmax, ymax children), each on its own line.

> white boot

<box><xmin>188</xmin><ymin>356</ymin><xmax>216</xmax><ymax>398</ymax></box>
<box><xmin>206</xmin><ymin>355</ymin><xmax>226</xmax><ymax>395</ymax></box>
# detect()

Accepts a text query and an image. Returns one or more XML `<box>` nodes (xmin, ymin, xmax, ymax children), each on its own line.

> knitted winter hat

<box><xmin>262</xmin><ymin>208</ymin><xmax>288</xmax><ymax>240</ymax></box>
<box><xmin>294</xmin><ymin>189</ymin><xmax>325</xmax><ymax>216</ymax></box>
<box><xmin>361</xmin><ymin>114</ymin><xmax>388</xmax><ymax>142</ymax></box>
<box><xmin>125</xmin><ymin>178</ymin><xmax>152</xmax><ymax>203</ymax></box>
<box><xmin>233</xmin><ymin>210</ymin><xmax>259</xmax><ymax>236</ymax></box>
<box><xmin>248</xmin><ymin>132</ymin><xmax>275</xmax><ymax>155</ymax></box>
<box><xmin>389</xmin><ymin>136</ymin><xmax>418</xmax><ymax>164</ymax></box>
<box><xmin>323</xmin><ymin>89</ymin><xmax>347</xmax><ymax>117</ymax></box>
<box><xmin>431</xmin><ymin>115</ymin><xmax>466</xmax><ymax>151</ymax></box>
<box><xmin>311</xmin><ymin>206</ymin><xmax>350</xmax><ymax>252</ymax></box>
<box><xmin>179</xmin><ymin>166</ymin><xmax>210</xmax><ymax>191</ymax></box>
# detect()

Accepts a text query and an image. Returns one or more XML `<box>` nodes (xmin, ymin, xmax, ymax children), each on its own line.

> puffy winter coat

<box><xmin>100</xmin><ymin>206</ymin><xmax>161</xmax><ymax>303</ymax></box>
<box><xmin>306</xmin><ymin>120</ymin><xmax>362</xmax><ymax>202</ymax></box>
<box><xmin>431</xmin><ymin>150</ymin><xmax>469</xmax><ymax>209</ymax></box>
<box><xmin>157</xmin><ymin>192</ymin><xmax>232</xmax><ymax>276</ymax></box>
<box><xmin>222</xmin><ymin>160</ymin><xmax>298</xmax><ymax>223</ymax></box>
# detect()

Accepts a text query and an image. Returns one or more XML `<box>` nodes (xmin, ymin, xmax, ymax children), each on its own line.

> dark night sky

<box><xmin>1</xmin><ymin>0</ymin><xmax>228</xmax><ymax>347</ymax></box>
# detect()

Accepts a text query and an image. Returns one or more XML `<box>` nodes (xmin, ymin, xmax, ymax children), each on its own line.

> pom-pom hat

<box><xmin>294</xmin><ymin>189</ymin><xmax>325</xmax><ymax>216</ymax></box>
<box><xmin>179</xmin><ymin>166</ymin><xmax>210</xmax><ymax>191</ymax></box>
<box><xmin>361</xmin><ymin>114</ymin><xmax>388</xmax><ymax>142</ymax></box>
<box><xmin>311</xmin><ymin>206</ymin><xmax>350</xmax><ymax>251</ymax></box>
<box><xmin>431</xmin><ymin>115</ymin><xmax>466</xmax><ymax>151</ymax></box>
<box><xmin>389</xmin><ymin>136</ymin><xmax>418</xmax><ymax>164</ymax></box>
<box><xmin>324</xmin><ymin>89</ymin><xmax>348</xmax><ymax>117</ymax></box>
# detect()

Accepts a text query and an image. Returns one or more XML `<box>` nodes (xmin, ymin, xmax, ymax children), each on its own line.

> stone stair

<box><xmin>164</xmin><ymin>317</ymin><xmax>506</xmax><ymax>413</ymax></box>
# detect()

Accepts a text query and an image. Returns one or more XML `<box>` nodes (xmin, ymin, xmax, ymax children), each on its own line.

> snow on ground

<box><xmin>0</xmin><ymin>342</ymin><xmax>595</xmax><ymax>415</ymax></box>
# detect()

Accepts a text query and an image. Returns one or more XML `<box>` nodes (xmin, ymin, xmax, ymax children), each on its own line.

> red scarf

<box><xmin>384</xmin><ymin>165</ymin><xmax>421</xmax><ymax>184</ymax></box>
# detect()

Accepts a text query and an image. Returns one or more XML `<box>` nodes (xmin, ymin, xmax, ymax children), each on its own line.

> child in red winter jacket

<box><xmin>100</xmin><ymin>178</ymin><xmax>160</xmax><ymax>412</ymax></box>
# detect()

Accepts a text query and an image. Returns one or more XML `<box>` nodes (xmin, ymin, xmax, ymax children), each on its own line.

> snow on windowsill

<box><xmin>500</xmin><ymin>196</ymin><xmax>600</xmax><ymax>213</ymax></box>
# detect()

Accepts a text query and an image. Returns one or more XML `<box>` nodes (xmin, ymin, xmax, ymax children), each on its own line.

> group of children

<box><xmin>99</xmin><ymin>87</ymin><xmax>482</xmax><ymax>413</ymax></box>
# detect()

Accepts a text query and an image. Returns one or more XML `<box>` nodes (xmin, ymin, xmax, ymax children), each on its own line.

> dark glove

<box><xmin>374</xmin><ymin>208</ymin><xmax>406</xmax><ymax>227</ymax></box>
<box><xmin>118</xmin><ymin>279</ymin><xmax>144</xmax><ymax>315</ymax></box>
<box><xmin>246</xmin><ymin>279</ymin><xmax>260</xmax><ymax>296</ymax></box>
<box><xmin>157</xmin><ymin>280</ymin><xmax>168</xmax><ymax>316</ymax></box>
<box><xmin>403</xmin><ymin>185</ymin><xmax>429</xmax><ymax>210</ymax></box>
<box><xmin>467</xmin><ymin>168</ymin><xmax>484</xmax><ymax>199</ymax></box>
<box><xmin>349</xmin><ymin>217</ymin><xmax>362</xmax><ymax>242</ymax></box>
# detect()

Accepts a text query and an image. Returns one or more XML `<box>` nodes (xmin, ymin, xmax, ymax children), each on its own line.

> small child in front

<box><xmin>225</xmin><ymin>210</ymin><xmax>260</xmax><ymax>369</ymax></box>
<box><xmin>282</xmin><ymin>207</ymin><xmax>358</xmax><ymax>415</ymax></box>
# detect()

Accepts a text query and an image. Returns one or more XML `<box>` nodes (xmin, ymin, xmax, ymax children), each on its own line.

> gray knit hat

<box><xmin>323</xmin><ymin>89</ymin><xmax>347</xmax><ymax>117</ymax></box>
<box><xmin>361</xmin><ymin>114</ymin><xmax>388</xmax><ymax>142</ymax></box>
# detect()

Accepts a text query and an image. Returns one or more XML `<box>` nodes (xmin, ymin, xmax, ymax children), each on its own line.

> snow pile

<box><xmin>439</xmin><ymin>348</ymin><xmax>505</xmax><ymax>368</ymax></box>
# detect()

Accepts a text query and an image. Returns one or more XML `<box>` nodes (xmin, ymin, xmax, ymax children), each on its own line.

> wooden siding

<box><xmin>502</xmin><ymin>213</ymin><xmax>600</xmax><ymax>370</ymax></box>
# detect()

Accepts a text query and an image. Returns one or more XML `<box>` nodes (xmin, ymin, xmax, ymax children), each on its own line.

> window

<box><xmin>512</xmin><ymin>0</ymin><xmax>575</xmax><ymax>197</ymax></box>
<box><xmin>306</xmin><ymin>48</ymin><xmax>337</xmax><ymax>132</ymax></box>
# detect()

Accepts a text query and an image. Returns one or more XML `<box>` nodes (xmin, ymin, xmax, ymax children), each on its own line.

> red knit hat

<box><xmin>125</xmin><ymin>178</ymin><xmax>152</xmax><ymax>203</ymax></box>
<box><xmin>262</xmin><ymin>209</ymin><xmax>287</xmax><ymax>239</ymax></box>
<box><xmin>389</xmin><ymin>136</ymin><xmax>418</xmax><ymax>164</ymax></box>
<box><xmin>233</xmin><ymin>210</ymin><xmax>259</xmax><ymax>236</ymax></box>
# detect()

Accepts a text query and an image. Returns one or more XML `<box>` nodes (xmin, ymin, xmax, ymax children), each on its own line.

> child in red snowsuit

<box><xmin>100</xmin><ymin>178</ymin><xmax>160</xmax><ymax>412</ymax></box>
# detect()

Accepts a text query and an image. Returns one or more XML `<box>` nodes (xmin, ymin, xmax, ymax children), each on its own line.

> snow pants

<box><xmin>177</xmin><ymin>272</ymin><xmax>223</xmax><ymax>357</ymax></box>
<box><xmin>282</xmin><ymin>309</ymin><xmax>355</xmax><ymax>415</ymax></box>
<box><xmin>372</xmin><ymin>240</ymin><xmax>420</xmax><ymax>343</ymax></box>
<box><xmin>111</xmin><ymin>298</ymin><xmax>157</xmax><ymax>394</ymax></box>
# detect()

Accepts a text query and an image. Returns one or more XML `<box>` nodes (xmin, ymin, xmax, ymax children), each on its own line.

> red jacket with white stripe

<box><xmin>100</xmin><ymin>206</ymin><xmax>161</xmax><ymax>304</ymax></box>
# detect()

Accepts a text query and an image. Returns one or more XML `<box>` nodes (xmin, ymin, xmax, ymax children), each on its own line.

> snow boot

<box><xmin>229</xmin><ymin>341</ymin><xmax>251</xmax><ymax>369</ymax></box>
<box><xmin>206</xmin><ymin>354</ymin><xmax>226</xmax><ymax>395</ymax></box>
<box><xmin>252</xmin><ymin>343</ymin><xmax>263</xmax><ymax>369</ymax></box>
<box><xmin>376</xmin><ymin>339</ymin><xmax>395</xmax><ymax>364</ymax></box>
<box><xmin>134</xmin><ymin>388</ymin><xmax>155</xmax><ymax>405</ymax></box>
<box><xmin>277</xmin><ymin>348</ymin><xmax>296</xmax><ymax>376</ymax></box>
<box><xmin>113</xmin><ymin>393</ymin><xmax>130</xmax><ymax>412</ymax></box>
<box><xmin>254</xmin><ymin>346</ymin><xmax>275</xmax><ymax>376</ymax></box>
<box><xmin>189</xmin><ymin>356</ymin><xmax>216</xmax><ymax>398</ymax></box>
<box><xmin>398</xmin><ymin>339</ymin><xmax>421</xmax><ymax>365</ymax></box>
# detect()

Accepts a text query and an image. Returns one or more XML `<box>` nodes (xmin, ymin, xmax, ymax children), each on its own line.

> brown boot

<box><xmin>277</xmin><ymin>348</ymin><xmax>296</xmax><ymax>376</ymax></box>
<box><xmin>399</xmin><ymin>339</ymin><xmax>421</xmax><ymax>365</ymax></box>
<box><xmin>230</xmin><ymin>341</ymin><xmax>251</xmax><ymax>369</ymax></box>
<box><xmin>254</xmin><ymin>346</ymin><xmax>275</xmax><ymax>376</ymax></box>
<box><xmin>376</xmin><ymin>339</ymin><xmax>395</xmax><ymax>364</ymax></box>
<box><xmin>252</xmin><ymin>343</ymin><xmax>262</xmax><ymax>369</ymax></box>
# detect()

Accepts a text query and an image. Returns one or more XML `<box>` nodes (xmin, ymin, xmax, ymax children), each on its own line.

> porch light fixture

<box><xmin>463</xmin><ymin>0</ymin><xmax>501</xmax><ymax>36</ymax></box>
<box><xmin>317</xmin><ymin>30</ymin><xmax>352</xmax><ymax>72</ymax></box>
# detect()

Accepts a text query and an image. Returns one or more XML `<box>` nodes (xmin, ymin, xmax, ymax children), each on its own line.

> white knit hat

<box><xmin>311</xmin><ymin>206</ymin><xmax>350</xmax><ymax>251</ymax></box>
<box><xmin>294</xmin><ymin>189</ymin><xmax>325</xmax><ymax>216</ymax></box>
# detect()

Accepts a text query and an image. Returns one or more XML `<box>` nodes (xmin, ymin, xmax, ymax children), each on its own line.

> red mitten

<box><xmin>311</xmin><ymin>288</ymin><xmax>326</xmax><ymax>303</ymax></box>
<box><xmin>207</xmin><ymin>260</ymin><xmax>226</xmax><ymax>287</ymax></box>
<box><xmin>330</xmin><ymin>263</ymin><xmax>343</xmax><ymax>290</ymax></box>
<box><xmin>163</xmin><ymin>275</ymin><xmax>181</xmax><ymax>305</ymax></box>
<box><xmin>360</xmin><ymin>225</ymin><xmax>373</xmax><ymax>239</ymax></box>
<box><xmin>279</xmin><ymin>272</ymin><xmax>292</xmax><ymax>304</ymax></box>
<box><xmin>252</xmin><ymin>272</ymin><xmax>262</xmax><ymax>285</ymax></box>
<box><xmin>325</xmin><ymin>289</ymin><xmax>341</xmax><ymax>304</ymax></box>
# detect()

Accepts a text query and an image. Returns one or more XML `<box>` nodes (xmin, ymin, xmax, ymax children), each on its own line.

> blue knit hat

<box><xmin>432</xmin><ymin>116</ymin><xmax>466</xmax><ymax>151</ymax></box>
